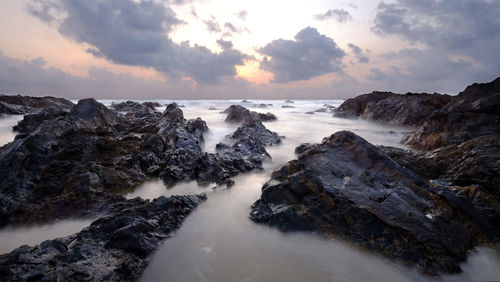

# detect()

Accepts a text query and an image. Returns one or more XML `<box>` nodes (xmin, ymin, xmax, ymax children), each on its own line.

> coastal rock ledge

<box><xmin>250</xmin><ymin>131</ymin><xmax>499</xmax><ymax>275</ymax></box>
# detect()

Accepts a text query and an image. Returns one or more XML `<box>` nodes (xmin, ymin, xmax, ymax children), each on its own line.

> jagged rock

<box><xmin>111</xmin><ymin>101</ymin><xmax>160</xmax><ymax>112</ymax></box>
<box><xmin>334</xmin><ymin>92</ymin><xmax>451</xmax><ymax>126</ymax></box>
<box><xmin>285</xmin><ymin>99</ymin><xmax>294</xmax><ymax>104</ymax></box>
<box><xmin>0</xmin><ymin>99</ymin><xmax>207</xmax><ymax>226</ymax></box>
<box><xmin>223</xmin><ymin>105</ymin><xmax>276</xmax><ymax>123</ymax></box>
<box><xmin>405</xmin><ymin>77</ymin><xmax>500</xmax><ymax>150</ymax></box>
<box><xmin>294</xmin><ymin>143</ymin><xmax>312</xmax><ymax>154</ymax></box>
<box><xmin>0</xmin><ymin>95</ymin><xmax>74</xmax><ymax>115</ymax></box>
<box><xmin>382</xmin><ymin>134</ymin><xmax>500</xmax><ymax>227</ymax></box>
<box><xmin>0</xmin><ymin>194</ymin><xmax>206</xmax><ymax>282</ymax></box>
<box><xmin>13</xmin><ymin>107</ymin><xmax>70</xmax><ymax>133</ymax></box>
<box><xmin>0</xmin><ymin>100</ymin><xmax>283</xmax><ymax>226</ymax></box>
<box><xmin>250</xmin><ymin>131</ymin><xmax>498</xmax><ymax>275</ymax></box>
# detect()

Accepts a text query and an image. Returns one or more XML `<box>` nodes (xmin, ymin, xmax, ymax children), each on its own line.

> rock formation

<box><xmin>251</xmin><ymin>131</ymin><xmax>498</xmax><ymax>275</ymax></box>
<box><xmin>334</xmin><ymin>92</ymin><xmax>451</xmax><ymax>127</ymax></box>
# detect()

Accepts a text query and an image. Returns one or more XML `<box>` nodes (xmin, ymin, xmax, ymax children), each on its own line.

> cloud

<box><xmin>372</xmin><ymin>0</ymin><xmax>500</xmax><ymax>84</ymax></box>
<box><xmin>347</xmin><ymin>43</ymin><xmax>369</xmax><ymax>64</ymax></box>
<box><xmin>26</xmin><ymin>0</ymin><xmax>247</xmax><ymax>84</ymax></box>
<box><xmin>236</xmin><ymin>10</ymin><xmax>248</xmax><ymax>20</ymax></box>
<box><xmin>314</xmin><ymin>9</ymin><xmax>352</xmax><ymax>22</ymax></box>
<box><xmin>217</xmin><ymin>39</ymin><xmax>233</xmax><ymax>50</ymax></box>
<box><xmin>204</xmin><ymin>19</ymin><xmax>221</xmax><ymax>33</ymax></box>
<box><xmin>258</xmin><ymin>27</ymin><xmax>345</xmax><ymax>83</ymax></box>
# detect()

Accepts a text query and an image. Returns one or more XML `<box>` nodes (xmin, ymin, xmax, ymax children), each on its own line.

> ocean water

<box><xmin>0</xmin><ymin>100</ymin><xmax>498</xmax><ymax>281</ymax></box>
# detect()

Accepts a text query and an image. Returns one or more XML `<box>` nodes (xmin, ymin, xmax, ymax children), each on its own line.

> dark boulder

<box><xmin>223</xmin><ymin>105</ymin><xmax>276</xmax><ymax>123</ymax></box>
<box><xmin>250</xmin><ymin>131</ymin><xmax>498</xmax><ymax>275</ymax></box>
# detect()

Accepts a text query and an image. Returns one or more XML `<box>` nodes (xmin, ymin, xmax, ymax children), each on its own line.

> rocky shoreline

<box><xmin>0</xmin><ymin>77</ymin><xmax>498</xmax><ymax>280</ymax></box>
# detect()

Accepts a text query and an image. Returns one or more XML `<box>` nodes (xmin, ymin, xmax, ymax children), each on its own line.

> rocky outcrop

<box><xmin>381</xmin><ymin>134</ymin><xmax>500</xmax><ymax>227</ymax></box>
<box><xmin>0</xmin><ymin>194</ymin><xmax>206</xmax><ymax>282</ymax></box>
<box><xmin>0</xmin><ymin>99</ymin><xmax>207</xmax><ymax>226</ymax></box>
<box><xmin>223</xmin><ymin>105</ymin><xmax>276</xmax><ymax>123</ymax></box>
<box><xmin>405</xmin><ymin>77</ymin><xmax>500</xmax><ymax>149</ymax></box>
<box><xmin>0</xmin><ymin>95</ymin><xmax>74</xmax><ymax>115</ymax></box>
<box><xmin>0</xmin><ymin>101</ymin><xmax>282</xmax><ymax>226</ymax></box>
<box><xmin>250</xmin><ymin>131</ymin><xmax>498</xmax><ymax>275</ymax></box>
<box><xmin>169</xmin><ymin>105</ymin><xmax>282</xmax><ymax>186</ymax></box>
<box><xmin>334</xmin><ymin>92</ymin><xmax>451</xmax><ymax>126</ymax></box>
<box><xmin>111</xmin><ymin>101</ymin><xmax>160</xmax><ymax>112</ymax></box>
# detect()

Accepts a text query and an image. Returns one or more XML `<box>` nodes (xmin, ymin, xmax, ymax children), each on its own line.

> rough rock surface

<box><xmin>250</xmin><ymin>131</ymin><xmax>498</xmax><ymax>275</ymax></box>
<box><xmin>0</xmin><ymin>95</ymin><xmax>74</xmax><ymax>115</ymax></box>
<box><xmin>223</xmin><ymin>104</ymin><xmax>276</xmax><ymax>123</ymax></box>
<box><xmin>0</xmin><ymin>99</ymin><xmax>207</xmax><ymax>226</ymax></box>
<box><xmin>405</xmin><ymin>77</ymin><xmax>500</xmax><ymax>149</ymax></box>
<box><xmin>0</xmin><ymin>101</ymin><xmax>282</xmax><ymax>226</ymax></box>
<box><xmin>381</xmin><ymin>134</ymin><xmax>500</xmax><ymax>227</ymax></box>
<box><xmin>0</xmin><ymin>194</ymin><xmax>206</xmax><ymax>282</ymax></box>
<box><xmin>334</xmin><ymin>92</ymin><xmax>451</xmax><ymax>126</ymax></box>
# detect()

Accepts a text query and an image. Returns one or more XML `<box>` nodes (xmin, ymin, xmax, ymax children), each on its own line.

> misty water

<box><xmin>0</xmin><ymin>100</ymin><xmax>499</xmax><ymax>281</ymax></box>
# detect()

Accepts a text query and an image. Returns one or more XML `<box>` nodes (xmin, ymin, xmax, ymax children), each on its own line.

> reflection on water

<box><xmin>0</xmin><ymin>218</ymin><xmax>94</xmax><ymax>254</ymax></box>
<box><xmin>0</xmin><ymin>115</ymin><xmax>22</xmax><ymax>147</ymax></box>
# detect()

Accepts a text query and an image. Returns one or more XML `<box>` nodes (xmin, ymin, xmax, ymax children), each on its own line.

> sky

<box><xmin>0</xmin><ymin>0</ymin><xmax>498</xmax><ymax>99</ymax></box>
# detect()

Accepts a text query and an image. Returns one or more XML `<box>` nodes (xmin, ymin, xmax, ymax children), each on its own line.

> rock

<box><xmin>250</xmin><ymin>131</ymin><xmax>498</xmax><ymax>275</ymax></box>
<box><xmin>285</xmin><ymin>99</ymin><xmax>294</xmax><ymax>104</ymax></box>
<box><xmin>0</xmin><ymin>99</ymin><xmax>283</xmax><ymax>226</ymax></box>
<box><xmin>0</xmin><ymin>99</ymin><xmax>208</xmax><ymax>226</ymax></box>
<box><xmin>241</xmin><ymin>99</ymin><xmax>251</xmax><ymax>103</ymax></box>
<box><xmin>0</xmin><ymin>194</ymin><xmax>206</xmax><ymax>282</ymax></box>
<box><xmin>251</xmin><ymin>103</ymin><xmax>273</xmax><ymax>108</ymax></box>
<box><xmin>208</xmin><ymin>107</ymin><xmax>217</xmax><ymax>110</ymax></box>
<box><xmin>13</xmin><ymin>106</ymin><xmax>70</xmax><ymax>133</ymax></box>
<box><xmin>294</xmin><ymin>143</ymin><xmax>312</xmax><ymax>154</ymax></box>
<box><xmin>381</xmin><ymin>134</ymin><xmax>500</xmax><ymax>227</ymax></box>
<box><xmin>111</xmin><ymin>101</ymin><xmax>160</xmax><ymax>112</ymax></box>
<box><xmin>334</xmin><ymin>92</ymin><xmax>451</xmax><ymax>126</ymax></box>
<box><xmin>405</xmin><ymin>77</ymin><xmax>500</xmax><ymax>150</ymax></box>
<box><xmin>223</xmin><ymin>105</ymin><xmax>277</xmax><ymax>123</ymax></box>
<box><xmin>0</xmin><ymin>94</ymin><xmax>74</xmax><ymax>115</ymax></box>
<box><xmin>281</xmin><ymin>105</ymin><xmax>295</xmax><ymax>108</ymax></box>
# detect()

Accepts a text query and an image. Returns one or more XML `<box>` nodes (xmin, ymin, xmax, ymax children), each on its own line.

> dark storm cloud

<box><xmin>314</xmin><ymin>9</ymin><xmax>352</xmax><ymax>22</ymax></box>
<box><xmin>347</xmin><ymin>43</ymin><xmax>369</xmax><ymax>64</ymax></box>
<box><xmin>372</xmin><ymin>0</ymin><xmax>500</xmax><ymax>85</ymax></box>
<box><xmin>258</xmin><ymin>27</ymin><xmax>345</xmax><ymax>83</ymax></box>
<box><xmin>26</xmin><ymin>0</ymin><xmax>247</xmax><ymax>84</ymax></box>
